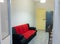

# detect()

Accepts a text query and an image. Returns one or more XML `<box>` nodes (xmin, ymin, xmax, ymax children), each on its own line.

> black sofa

<box><xmin>12</xmin><ymin>24</ymin><xmax>37</xmax><ymax>44</ymax></box>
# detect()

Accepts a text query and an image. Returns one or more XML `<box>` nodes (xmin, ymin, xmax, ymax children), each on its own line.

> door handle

<box><xmin>43</xmin><ymin>19</ymin><xmax>46</xmax><ymax>20</ymax></box>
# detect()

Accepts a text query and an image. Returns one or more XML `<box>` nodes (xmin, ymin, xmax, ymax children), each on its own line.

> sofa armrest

<box><xmin>13</xmin><ymin>34</ymin><xmax>24</xmax><ymax>40</ymax></box>
<box><xmin>13</xmin><ymin>34</ymin><xmax>24</xmax><ymax>44</ymax></box>
<box><xmin>29</xmin><ymin>27</ymin><xmax>36</xmax><ymax>30</ymax></box>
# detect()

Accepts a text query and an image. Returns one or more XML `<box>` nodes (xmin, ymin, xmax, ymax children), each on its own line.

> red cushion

<box><xmin>22</xmin><ymin>24</ymin><xmax>29</xmax><ymax>32</ymax></box>
<box><xmin>23</xmin><ymin>30</ymin><xmax>36</xmax><ymax>39</ymax></box>
<box><xmin>14</xmin><ymin>25</ymin><xmax>25</xmax><ymax>34</ymax></box>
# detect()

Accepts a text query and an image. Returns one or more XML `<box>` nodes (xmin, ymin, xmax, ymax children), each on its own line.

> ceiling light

<box><xmin>40</xmin><ymin>0</ymin><xmax>46</xmax><ymax>3</ymax></box>
<box><xmin>0</xmin><ymin>0</ymin><xmax>4</xmax><ymax>3</ymax></box>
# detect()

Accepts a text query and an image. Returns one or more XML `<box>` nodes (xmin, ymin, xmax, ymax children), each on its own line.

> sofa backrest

<box><xmin>13</xmin><ymin>24</ymin><xmax>29</xmax><ymax>34</ymax></box>
<box><xmin>22</xmin><ymin>24</ymin><xmax>29</xmax><ymax>32</ymax></box>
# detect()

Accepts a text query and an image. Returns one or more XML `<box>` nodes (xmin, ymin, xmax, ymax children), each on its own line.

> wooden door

<box><xmin>36</xmin><ymin>8</ymin><xmax>46</xmax><ymax>30</ymax></box>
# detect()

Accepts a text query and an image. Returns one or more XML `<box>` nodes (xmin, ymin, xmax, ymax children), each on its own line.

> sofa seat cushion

<box><xmin>23</xmin><ymin>30</ymin><xmax>36</xmax><ymax>39</ymax></box>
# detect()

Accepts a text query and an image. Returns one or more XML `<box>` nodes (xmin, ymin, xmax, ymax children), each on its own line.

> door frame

<box><xmin>10</xmin><ymin>0</ymin><xmax>60</xmax><ymax>44</ymax></box>
<box><xmin>0</xmin><ymin>0</ymin><xmax>59</xmax><ymax>44</ymax></box>
<box><xmin>53</xmin><ymin>0</ymin><xmax>60</xmax><ymax>44</ymax></box>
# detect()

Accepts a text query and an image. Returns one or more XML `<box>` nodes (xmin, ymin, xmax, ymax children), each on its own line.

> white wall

<box><xmin>11</xmin><ymin>0</ymin><xmax>35</xmax><ymax>27</ymax></box>
<box><xmin>34</xmin><ymin>0</ymin><xmax>54</xmax><ymax>11</ymax></box>
<box><xmin>53</xmin><ymin>0</ymin><xmax>60</xmax><ymax>44</ymax></box>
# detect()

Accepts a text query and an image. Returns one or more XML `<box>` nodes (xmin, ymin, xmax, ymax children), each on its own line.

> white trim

<box><xmin>8</xmin><ymin>0</ymin><xmax>12</xmax><ymax>44</ymax></box>
<box><xmin>53</xmin><ymin>0</ymin><xmax>60</xmax><ymax>44</ymax></box>
<box><xmin>0</xmin><ymin>4</ymin><xmax>2</xmax><ymax>44</ymax></box>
